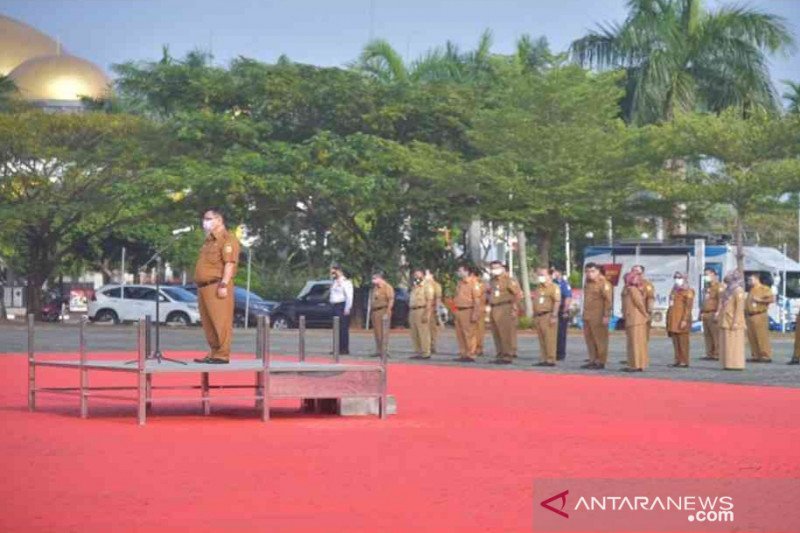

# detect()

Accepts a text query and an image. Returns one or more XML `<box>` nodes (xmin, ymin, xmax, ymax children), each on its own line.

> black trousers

<box><xmin>332</xmin><ymin>302</ymin><xmax>350</xmax><ymax>353</ymax></box>
<box><xmin>556</xmin><ymin>315</ymin><xmax>569</xmax><ymax>360</ymax></box>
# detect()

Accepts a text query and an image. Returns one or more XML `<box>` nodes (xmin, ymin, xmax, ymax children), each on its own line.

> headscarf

<box><xmin>673</xmin><ymin>271</ymin><xmax>688</xmax><ymax>291</ymax></box>
<box><xmin>624</xmin><ymin>271</ymin><xmax>642</xmax><ymax>287</ymax></box>
<box><xmin>722</xmin><ymin>270</ymin><xmax>744</xmax><ymax>304</ymax></box>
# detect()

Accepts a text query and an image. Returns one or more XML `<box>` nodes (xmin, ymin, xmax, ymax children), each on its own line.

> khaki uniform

<box><xmin>409</xmin><ymin>280</ymin><xmax>435</xmax><ymax>357</ymax></box>
<box><xmin>370</xmin><ymin>283</ymin><xmax>395</xmax><ymax>354</ymax></box>
<box><xmin>194</xmin><ymin>228</ymin><xmax>240</xmax><ymax>361</ymax></box>
<box><xmin>642</xmin><ymin>278</ymin><xmax>655</xmax><ymax>340</ymax></box>
<box><xmin>793</xmin><ymin>311</ymin><xmax>800</xmax><ymax>360</ymax></box>
<box><xmin>746</xmin><ymin>284</ymin><xmax>773</xmax><ymax>361</ymax></box>
<box><xmin>453</xmin><ymin>276</ymin><xmax>483</xmax><ymax>358</ymax></box>
<box><xmin>428</xmin><ymin>279</ymin><xmax>443</xmax><ymax>353</ymax></box>
<box><xmin>582</xmin><ymin>277</ymin><xmax>612</xmax><ymax>365</ymax></box>
<box><xmin>475</xmin><ymin>280</ymin><xmax>488</xmax><ymax>355</ymax></box>
<box><xmin>719</xmin><ymin>288</ymin><xmax>746</xmax><ymax>369</ymax></box>
<box><xmin>701</xmin><ymin>281</ymin><xmax>723</xmax><ymax>359</ymax></box>
<box><xmin>489</xmin><ymin>273</ymin><xmax>522</xmax><ymax>361</ymax></box>
<box><xmin>666</xmin><ymin>287</ymin><xmax>694</xmax><ymax>365</ymax></box>
<box><xmin>622</xmin><ymin>285</ymin><xmax>649</xmax><ymax>370</ymax></box>
<box><xmin>533</xmin><ymin>282</ymin><xmax>561</xmax><ymax>364</ymax></box>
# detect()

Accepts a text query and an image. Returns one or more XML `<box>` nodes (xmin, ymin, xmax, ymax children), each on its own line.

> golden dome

<box><xmin>8</xmin><ymin>54</ymin><xmax>110</xmax><ymax>101</ymax></box>
<box><xmin>0</xmin><ymin>15</ymin><xmax>62</xmax><ymax>75</ymax></box>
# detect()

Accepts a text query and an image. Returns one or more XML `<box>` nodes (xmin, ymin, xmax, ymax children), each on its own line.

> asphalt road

<box><xmin>2</xmin><ymin>321</ymin><xmax>799</xmax><ymax>388</ymax></box>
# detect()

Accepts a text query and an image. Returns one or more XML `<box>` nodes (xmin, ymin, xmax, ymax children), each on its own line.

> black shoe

<box><xmin>621</xmin><ymin>367</ymin><xmax>643</xmax><ymax>372</ymax></box>
<box><xmin>788</xmin><ymin>359</ymin><xmax>800</xmax><ymax>365</ymax></box>
<box><xmin>194</xmin><ymin>357</ymin><xmax>229</xmax><ymax>364</ymax></box>
<box><xmin>619</xmin><ymin>359</ymin><xmax>629</xmax><ymax>365</ymax></box>
<box><xmin>594</xmin><ymin>364</ymin><xmax>605</xmax><ymax>369</ymax></box>
<box><xmin>410</xmin><ymin>355</ymin><xmax>431</xmax><ymax>360</ymax></box>
<box><xmin>669</xmin><ymin>363</ymin><xmax>689</xmax><ymax>368</ymax></box>
<box><xmin>580</xmin><ymin>362</ymin><xmax>597</xmax><ymax>369</ymax></box>
<box><xmin>492</xmin><ymin>358</ymin><xmax>513</xmax><ymax>365</ymax></box>
<box><xmin>700</xmin><ymin>356</ymin><xmax>716</xmax><ymax>361</ymax></box>
<box><xmin>534</xmin><ymin>362</ymin><xmax>556</xmax><ymax>367</ymax></box>
<box><xmin>453</xmin><ymin>357</ymin><xmax>476</xmax><ymax>363</ymax></box>
<box><xmin>747</xmin><ymin>358</ymin><xmax>763</xmax><ymax>363</ymax></box>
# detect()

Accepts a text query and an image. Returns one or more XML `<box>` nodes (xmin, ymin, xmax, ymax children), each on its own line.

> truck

<box><xmin>581</xmin><ymin>240</ymin><xmax>800</xmax><ymax>331</ymax></box>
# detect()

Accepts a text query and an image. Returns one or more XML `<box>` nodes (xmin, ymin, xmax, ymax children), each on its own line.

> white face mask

<box><xmin>490</xmin><ymin>268</ymin><xmax>503</xmax><ymax>277</ymax></box>
<box><xmin>703</xmin><ymin>275</ymin><xmax>712</xmax><ymax>283</ymax></box>
<box><xmin>674</xmin><ymin>278</ymin><xmax>684</xmax><ymax>287</ymax></box>
<box><xmin>202</xmin><ymin>219</ymin><xmax>215</xmax><ymax>234</ymax></box>
<box><xmin>537</xmin><ymin>275</ymin><xmax>547</xmax><ymax>284</ymax></box>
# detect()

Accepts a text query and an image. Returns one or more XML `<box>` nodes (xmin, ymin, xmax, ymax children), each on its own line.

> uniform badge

<box><xmin>224</xmin><ymin>244</ymin><xmax>233</xmax><ymax>253</ymax></box>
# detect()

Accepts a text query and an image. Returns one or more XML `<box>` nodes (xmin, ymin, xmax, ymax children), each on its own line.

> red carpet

<box><xmin>1</xmin><ymin>352</ymin><xmax>799</xmax><ymax>533</ymax></box>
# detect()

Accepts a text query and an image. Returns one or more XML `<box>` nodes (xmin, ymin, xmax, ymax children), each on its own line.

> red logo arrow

<box><xmin>541</xmin><ymin>489</ymin><xmax>569</xmax><ymax>519</ymax></box>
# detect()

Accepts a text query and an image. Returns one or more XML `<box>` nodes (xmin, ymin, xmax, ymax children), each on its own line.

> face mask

<box><xmin>703</xmin><ymin>275</ymin><xmax>711</xmax><ymax>283</ymax></box>
<box><xmin>490</xmin><ymin>268</ymin><xmax>503</xmax><ymax>277</ymax></box>
<box><xmin>674</xmin><ymin>278</ymin><xmax>684</xmax><ymax>287</ymax></box>
<box><xmin>414</xmin><ymin>277</ymin><xmax>423</xmax><ymax>284</ymax></box>
<box><xmin>458</xmin><ymin>271</ymin><xmax>468</xmax><ymax>279</ymax></box>
<box><xmin>330</xmin><ymin>272</ymin><xmax>338</xmax><ymax>279</ymax></box>
<box><xmin>202</xmin><ymin>219</ymin><xmax>215</xmax><ymax>233</ymax></box>
<box><xmin>537</xmin><ymin>275</ymin><xmax>547</xmax><ymax>284</ymax></box>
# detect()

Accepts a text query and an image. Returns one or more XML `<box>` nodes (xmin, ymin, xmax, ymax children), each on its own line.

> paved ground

<box><xmin>3</xmin><ymin>320</ymin><xmax>799</xmax><ymax>388</ymax></box>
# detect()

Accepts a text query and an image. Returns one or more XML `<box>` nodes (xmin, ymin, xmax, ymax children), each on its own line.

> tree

<box><xmin>784</xmin><ymin>81</ymin><xmax>800</xmax><ymax>115</ymax></box>
<box><xmin>0</xmin><ymin>112</ymin><xmax>172</xmax><ymax>315</ymax></box>
<box><xmin>468</xmin><ymin>66</ymin><xmax>642</xmax><ymax>266</ymax></box>
<box><xmin>644</xmin><ymin>110</ymin><xmax>800</xmax><ymax>272</ymax></box>
<box><xmin>571</xmin><ymin>0</ymin><xmax>794</xmax><ymax>124</ymax></box>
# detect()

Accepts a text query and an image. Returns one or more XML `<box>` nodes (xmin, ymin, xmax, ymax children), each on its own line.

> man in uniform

<box><xmin>193</xmin><ymin>208</ymin><xmax>240</xmax><ymax>364</ymax></box>
<box><xmin>488</xmin><ymin>261</ymin><xmax>522</xmax><ymax>364</ymax></box>
<box><xmin>473</xmin><ymin>265</ymin><xmax>489</xmax><ymax>356</ymax></box>
<box><xmin>700</xmin><ymin>267</ymin><xmax>723</xmax><ymax>361</ymax></box>
<box><xmin>790</xmin><ymin>309</ymin><xmax>800</xmax><ymax>365</ymax></box>
<box><xmin>666</xmin><ymin>271</ymin><xmax>694</xmax><ymax>367</ymax></box>
<box><xmin>746</xmin><ymin>273</ymin><xmax>774</xmax><ymax>363</ymax></box>
<box><xmin>533</xmin><ymin>267</ymin><xmax>561</xmax><ymax>367</ymax></box>
<box><xmin>425</xmin><ymin>269</ymin><xmax>444</xmax><ymax>354</ymax></box>
<box><xmin>550</xmin><ymin>267</ymin><xmax>572</xmax><ymax>360</ymax></box>
<box><xmin>632</xmin><ymin>265</ymin><xmax>655</xmax><ymax>340</ymax></box>
<box><xmin>452</xmin><ymin>263</ymin><xmax>482</xmax><ymax>362</ymax></box>
<box><xmin>409</xmin><ymin>269</ymin><xmax>435</xmax><ymax>359</ymax></box>
<box><xmin>370</xmin><ymin>271</ymin><xmax>394</xmax><ymax>357</ymax></box>
<box><xmin>581</xmin><ymin>262</ymin><xmax>612</xmax><ymax>370</ymax></box>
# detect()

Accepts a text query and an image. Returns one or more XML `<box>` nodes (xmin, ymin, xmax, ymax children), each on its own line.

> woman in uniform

<box><xmin>717</xmin><ymin>270</ymin><xmax>746</xmax><ymax>370</ymax></box>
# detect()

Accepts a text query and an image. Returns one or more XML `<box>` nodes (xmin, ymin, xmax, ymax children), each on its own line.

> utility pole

<box><xmin>517</xmin><ymin>230</ymin><xmax>532</xmax><ymax>318</ymax></box>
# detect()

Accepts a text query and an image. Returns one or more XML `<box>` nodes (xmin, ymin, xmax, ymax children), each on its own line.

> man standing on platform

<box><xmin>193</xmin><ymin>208</ymin><xmax>240</xmax><ymax>364</ymax></box>
<box><xmin>488</xmin><ymin>260</ymin><xmax>522</xmax><ymax>365</ymax></box>
<box><xmin>329</xmin><ymin>264</ymin><xmax>353</xmax><ymax>355</ymax></box>
<box><xmin>580</xmin><ymin>262</ymin><xmax>612</xmax><ymax>370</ymax></box>
<box><xmin>370</xmin><ymin>272</ymin><xmax>394</xmax><ymax>357</ymax></box>
<box><xmin>550</xmin><ymin>267</ymin><xmax>572</xmax><ymax>360</ymax></box>
<box><xmin>700</xmin><ymin>267</ymin><xmax>723</xmax><ymax>361</ymax></box>
<box><xmin>533</xmin><ymin>267</ymin><xmax>561</xmax><ymax>367</ymax></box>
<box><xmin>409</xmin><ymin>269</ymin><xmax>435</xmax><ymax>360</ymax></box>
<box><xmin>425</xmin><ymin>269</ymin><xmax>444</xmax><ymax>354</ymax></box>
<box><xmin>452</xmin><ymin>264</ymin><xmax>482</xmax><ymax>362</ymax></box>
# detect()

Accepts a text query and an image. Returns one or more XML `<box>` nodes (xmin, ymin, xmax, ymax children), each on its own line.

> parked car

<box><xmin>180</xmin><ymin>285</ymin><xmax>277</xmax><ymax>327</ymax></box>
<box><xmin>268</xmin><ymin>280</ymin><xmax>411</xmax><ymax>329</ymax></box>
<box><xmin>88</xmin><ymin>284</ymin><xmax>201</xmax><ymax>326</ymax></box>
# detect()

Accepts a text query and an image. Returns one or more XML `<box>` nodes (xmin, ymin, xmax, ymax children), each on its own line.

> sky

<box><xmin>3</xmin><ymin>0</ymin><xmax>799</xmax><ymax>95</ymax></box>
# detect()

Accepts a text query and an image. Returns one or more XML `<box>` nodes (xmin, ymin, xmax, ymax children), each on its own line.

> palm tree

<box><xmin>783</xmin><ymin>81</ymin><xmax>800</xmax><ymax>114</ymax></box>
<box><xmin>0</xmin><ymin>75</ymin><xmax>17</xmax><ymax>111</ymax></box>
<box><xmin>570</xmin><ymin>0</ymin><xmax>794</xmax><ymax>125</ymax></box>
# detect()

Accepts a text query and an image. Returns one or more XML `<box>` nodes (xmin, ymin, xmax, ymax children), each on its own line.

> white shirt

<box><xmin>329</xmin><ymin>277</ymin><xmax>354</xmax><ymax>314</ymax></box>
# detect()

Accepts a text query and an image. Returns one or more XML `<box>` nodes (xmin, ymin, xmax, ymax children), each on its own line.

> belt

<box><xmin>747</xmin><ymin>310</ymin><xmax>766</xmax><ymax>316</ymax></box>
<box><xmin>196</xmin><ymin>279</ymin><xmax>221</xmax><ymax>289</ymax></box>
<box><xmin>410</xmin><ymin>305</ymin><xmax>427</xmax><ymax>310</ymax></box>
<box><xmin>371</xmin><ymin>306</ymin><xmax>387</xmax><ymax>312</ymax></box>
<box><xmin>456</xmin><ymin>306</ymin><xmax>474</xmax><ymax>310</ymax></box>
<box><xmin>535</xmin><ymin>311</ymin><xmax>552</xmax><ymax>317</ymax></box>
<box><xmin>701</xmin><ymin>310</ymin><xmax>718</xmax><ymax>315</ymax></box>
<box><xmin>491</xmin><ymin>301</ymin><xmax>512</xmax><ymax>307</ymax></box>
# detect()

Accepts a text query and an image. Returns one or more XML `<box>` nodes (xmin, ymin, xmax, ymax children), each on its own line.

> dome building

<box><xmin>1</xmin><ymin>14</ymin><xmax>111</xmax><ymax>111</ymax></box>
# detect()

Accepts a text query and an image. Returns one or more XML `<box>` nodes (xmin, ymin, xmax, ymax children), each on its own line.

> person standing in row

<box><xmin>193</xmin><ymin>208</ymin><xmax>240</xmax><ymax>365</ymax></box>
<box><xmin>329</xmin><ymin>264</ymin><xmax>353</xmax><ymax>355</ymax></box>
<box><xmin>621</xmin><ymin>271</ymin><xmax>649</xmax><ymax>372</ymax></box>
<box><xmin>488</xmin><ymin>261</ymin><xmax>522</xmax><ymax>365</ymax></box>
<box><xmin>452</xmin><ymin>264</ymin><xmax>483</xmax><ymax>362</ymax></box>
<box><xmin>370</xmin><ymin>272</ymin><xmax>394</xmax><ymax>357</ymax></box>
<box><xmin>666</xmin><ymin>272</ymin><xmax>694</xmax><ymax>368</ymax></box>
<box><xmin>533</xmin><ymin>267</ymin><xmax>561</xmax><ymax>367</ymax></box>
<box><xmin>700</xmin><ymin>267</ymin><xmax>723</xmax><ymax>361</ymax></box>
<box><xmin>631</xmin><ymin>265</ymin><xmax>655</xmax><ymax>340</ymax></box>
<box><xmin>581</xmin><ymin>263</ymin><xmax>612</xmax><ymax>370</ymax></box>
<box><xmin>790</xmin><ymin>310</ymin><xmax>800</xmax><ymax>365</ymax></box>
<box><xmin>409</xmin><ymin>269</ymin><xmax>435</xmax><ymax>360</ymax></box>
<box><xmin>473</xmin><ymin>265</ymin><xmax>488</xmax><ymax>357</ymax></box>
<box><xmin>746</xmin><ymin>273</ymin><xmax>774</xmax><ymax>363</ymax></box>
<box><xmin>426</xmin><ymin>269</ymin><xmax>443</xmax><ymax>354</ymax></box>
<box><xmin>718</xmin><ymin>270</ymin><xmax>746</xmax><ymax>370</ymax></box>
<box><xmin>550</xmin><ymin>267</ymin><xmax>572</xmax><ymax>361</ymax></box>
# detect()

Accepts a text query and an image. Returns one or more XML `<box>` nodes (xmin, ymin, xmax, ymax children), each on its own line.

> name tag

<box><xmin>538</xmin><ymin>296</ymin><xmax>545</xmax><ymax>305</ymax></box>
<box><xmin>494</xmin><ymin>289</ymin><xmax>500</xmax><ymax>298</ymax></box>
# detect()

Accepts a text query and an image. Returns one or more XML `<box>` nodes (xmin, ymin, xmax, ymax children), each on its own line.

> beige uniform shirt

<box><xmin>582</xmin><ymin>277</ymin><xmax>612</xmax><ymax>323</ymax></box>
<box><xmin>194</xmin><ymin>228</ymin><xmax>240</xmax><ymax>283</ymax></box>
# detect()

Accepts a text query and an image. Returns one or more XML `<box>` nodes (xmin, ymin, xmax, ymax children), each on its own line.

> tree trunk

<box><xmin>537</xmin><ymin>229</ymin><xmax>552</xmax><ymax>269</ymax></box>
<box><xmin>0</xmin><ymin>285</ymin><xmax>7</xmax><ymax>321</ymax></box>
<box><xmin>25</xmin><ymin>270</ymin><xmax>47</xmax><ymax>319</ymax></box>
<box><xmin>735</xmin><ymin>209</ymin><xmax>745</xmax><ymax>274</ymax></box>
<box><xmin>517</xmin><ymin>230</ymin><xmax>532</xmax><ymax>318</ymax></box>
<box><xmin>664</xmin><ymin>158</ymin><xmax>688</xmax><ymax>236</ymax></box>
<box><xmin>466</xmin><ymin>217</ymin><xmax>482</xmax><ymax>264</ymax></box>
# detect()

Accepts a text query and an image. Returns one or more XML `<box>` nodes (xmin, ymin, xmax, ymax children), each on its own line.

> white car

<box><xmin>88</xmin><ymin>284</ymin><xmax>201</xmax><ymax>326</ymax></box>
